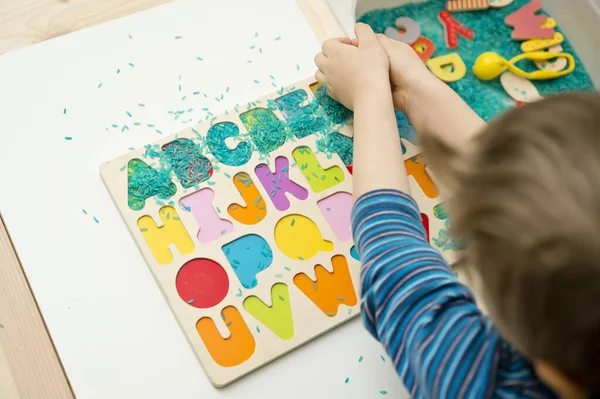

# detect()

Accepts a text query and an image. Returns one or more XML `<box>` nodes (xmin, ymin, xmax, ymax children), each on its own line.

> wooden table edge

<box><xmin>0</xmin><ymin>214</ymin><xmax>75</xmax><ymax>399</ymax></box>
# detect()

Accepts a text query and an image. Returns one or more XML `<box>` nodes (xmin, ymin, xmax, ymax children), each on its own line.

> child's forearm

<box><xmin>351</xmin><ymin>190</ymin><xmax>511</xmax><ymax>398</ymax></box>
<box><xmin>353</xmin><ymin>87</ymin><xmax>410</xmax><ymax>200</ymax></box>
<box><xmin>400</xmin><ymin>77</ymin><xmax>486</xmax><ymax>149</ymax></box>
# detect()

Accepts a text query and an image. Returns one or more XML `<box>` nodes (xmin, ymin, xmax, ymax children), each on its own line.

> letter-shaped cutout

<box><xmin>421</xmin><ymin>213</ymin><xmax>430</xmax><ymax>243</ymax></box>
<box><xmin>438</xmin><ymin>11</ymin><xmax>474</xmax><ymax>49</ymax></box>
<box><xmin>275</xmin><ymin>90</ymin><xmax>324</xmax><ymax>139</ymax></box>
<box><xmin>292</xmin><ymin>146</ymin><xmax>345</xmax><ymax>193</ymax></box>
<box><xmin>432</xmin><ymin>203</ymin><xmax>466</xmax><ymax>251</ymax></box>
<box><xmin>176</xmin><ymin>258</ymin><xmax>229</xmax><ymax>309</ymax></box>
<box><xmin>350</xmin><ymin>246</ymin><xmax>360</xmax><ymax>261</ymax></box>
<box><xmin>128</xmin><ymin>158</ymin><xmax>177</xmax><ymax>211</ymax></box>
<box><xmin>196</xmin><ymin>306</ymin><xmax>255</xmax><ymax>367</ymax></box>
<box><xmin>411</xmin><ymin>36</ymin><xmax>436</xmax><ymax>62</ymax></box>
<box><xmin>222</xmin><ymin>234</ymin><xmax>273</xmax><ymax>289</ymax></box>
<box><xmin>162</xmin><ymin>138</ymin><xmax>213</xmax><ymax>188</ymax></box>
<box><xmin>433</xmin><ymin>203</ymin><xmax>448</xmax><ymax>221</ymax></box>
<box><xmin>535</xmin><ymin>44</ymin><xmax>568</xmax><ymax>72</ymax></box>
<box><xmin>396</xmin><ymin>111</ymin><xmax>418</xmax><ymax>145</ymax></box>
<box><xmin>500</xmin><ymin>71</ymin><xmax>542</xmax><ymax>103</ymax></box>
<box><xmin>294</xmin><ymin>255</ymin><xmax>357</xmax><ymax>317</ymax></box>
<box><xmin>310</xmin><ymin>83</ymin><xmax>353</xmax><ymax>126</ymax></box>
<box><xmin>180</xmin><ymin>189</ymin><xmax>233</xmax><ymax>243</ymax></box>
<box><xmin>311</xmin><ymin>125</ymin><xmax>354</xmax><ymax>168</ymax></box>
<box><xmin>505</xmin><ymin>0</ymin><xmax>554</xmax><ymax>40</ymax></box>
<box><xmin>137</xmin><ymin>206</ymin><xmax>194</xmax><ymax>265</ymax></box>
<box><xmin>243</xmin><ymin>283</ymin><xmax>294</xmax><ymax>340</ymax></box>
<box><xmin>275</xmin><ymin>214</ymin><xmax>334</xmax><ymax>261</ymax></box>
<box><xmin>325</xmin><ymin>132</ymin><xmax>354</xmax><ymax>167</ymax></box>
<box><xmin>489</xmin><ymin>0</ymin><xmax>515</xmax><ymax>7</ymax></box>
<box><xmin>205</xmin><ymin>122</ymin><xmax>252</xmax><ymax>166</ymax></box>
<box><xmin>384</xmin><ymin>17</ymin><xmax>421</xmax><ymax>44</ymax></box>
<box><xmin>446</xmin><ymin>0</ymin><xmax>489</xmax><ymax>12</ymax></box>
<box><xmin>255</xmin><ymin>157</ymin><xmax>309</xmax><ymax>211</ymax></box>
<box><xmin>541</xmin><ymin>17</ymin><xmax>557</xmax><ymax>29</ymax></box>
<box><xmin>239</xmin><ymin>108</ymin><xmax>286</xmax><ymax>154</ymax></box>
<box><xmin>317</xmin><ymin>192</ymin><xmax>352</xmax><ymax>242</ymax></box>
<box><xmin>521</xmin><ymin>33</ymin><xmax>564</xmax><ymax>52</ymax></box>
<box><xmin>427</xmin><ymin>53</ymin><xmax>466</xmax><ymax>83</ymax></box>
<box><xmin>405</xmin><ymin>155</ymin><xmax>439</xmax><ymax>199</ymax></box>
<box><xmin>228</xmin><ymin>172</ymin><xmax>267</xmax><ymax>225</ymax></box>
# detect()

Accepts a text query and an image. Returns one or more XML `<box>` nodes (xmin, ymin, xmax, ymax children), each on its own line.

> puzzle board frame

<box><xmin>100</xmin><ymin>77</ymin><xmax>459</xmax><ymax>387</ymax></box>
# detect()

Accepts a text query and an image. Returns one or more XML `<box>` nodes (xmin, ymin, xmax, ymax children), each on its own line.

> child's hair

<box><xmin>423</xmin><ymin>93</ymin><xmax>600</xmax><ymax>390</ymax></box>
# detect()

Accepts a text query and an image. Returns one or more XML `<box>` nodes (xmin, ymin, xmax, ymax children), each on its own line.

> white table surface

<box><xmin>0</xmin><ymin>0</ymin><xmax>409</xmax><ymax>397</ymax></box>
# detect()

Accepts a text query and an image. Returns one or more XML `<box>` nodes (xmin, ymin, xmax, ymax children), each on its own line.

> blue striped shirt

<box><xmin>351</xmin><ymin>189</ymin><xmax>556</xmax><ymax>398</ymax></box>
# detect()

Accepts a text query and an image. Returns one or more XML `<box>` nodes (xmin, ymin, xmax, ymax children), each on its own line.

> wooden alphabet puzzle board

<box><xmin>101</xmin><ymin>77</ymin><xmax>460</xmax><ymax>387</ymax></box>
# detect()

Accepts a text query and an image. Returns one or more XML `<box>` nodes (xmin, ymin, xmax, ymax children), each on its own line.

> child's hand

<box><xmin>377</xmin><ymin>35</ymin><xmax>434</xmax><ymax>113</ymax></box>
<box><xmin>314</xmin><ymin>23</ymin><xmax>390</xmax><ymax>110</ymax></box>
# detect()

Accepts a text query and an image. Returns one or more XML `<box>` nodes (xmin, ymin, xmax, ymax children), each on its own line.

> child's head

<box><xmin>430</xmin><ymin>93</ymin><xmax>600</xmax><ymax>396</ymax></box>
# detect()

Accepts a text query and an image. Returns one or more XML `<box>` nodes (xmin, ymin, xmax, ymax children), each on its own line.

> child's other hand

<box><xmin>377</xmin><ymin>35</ymin><xmax>433</xmax><ymax>113</ymax></box>
<box><xmin>314</xmin><ymin>23</ymin><xmax>390</xmax><ymax>110</ymax></box>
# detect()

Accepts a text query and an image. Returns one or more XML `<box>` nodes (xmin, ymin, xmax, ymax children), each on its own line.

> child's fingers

<box><xmin>376</xmin><ymin>34</ymin><xmax>390</xmax><ymax>47</ymax></box>
<box><xmin>377</xmin><ymin>34</ymin><xmax>396</xmax><ymax>54</ymax></box>
<box><xmin>315</xmin><ymin>70</ymin><xmax>326</xmax><ymax>85</ymax></box>
<box><xmin>322</xmin><ymin>38</ymin><xmax>346</xmax><ymax>56</ymax></box>
<box><xmin>338</xmin><ymin>37</ymin><xmax>357</xmax><ymax>46</ymax></box>
<box><xmin>314</xmin><ymin>53</ymin><xmax>327</xmax><ymax>70</ymax></box>
<box><xmin>377</xmin><ymin>34</ymin><xmax>409</xmax><ymax>52</ymax></box>
<box><xmin>355</xmin><ymin>23</ymin><xmax>377</xmax><ymax>47</ymax></box>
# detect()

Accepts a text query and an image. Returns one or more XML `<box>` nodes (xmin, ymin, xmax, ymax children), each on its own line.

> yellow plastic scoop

<box><xmin>473</xmin><ymin>51</ymin><xmax>575</xmax><ymax>81</ymax></box>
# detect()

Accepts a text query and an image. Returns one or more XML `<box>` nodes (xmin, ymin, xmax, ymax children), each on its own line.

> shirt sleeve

<box><xmin>351</xmin><ymin>189</ymin><xmax>556</xmax><ymax>399</ymax></box>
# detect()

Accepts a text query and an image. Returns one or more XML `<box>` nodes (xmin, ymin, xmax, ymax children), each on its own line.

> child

<box><xmin>315</xmin><ymin>23</ymin><xmax>600</xmax><ymax>398</ymax></box>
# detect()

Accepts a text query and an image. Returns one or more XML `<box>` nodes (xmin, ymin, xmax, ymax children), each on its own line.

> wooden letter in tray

<box><xmin>100</xmin><ymin>78</ymin><xmax>461</xmax><ymax>387</ymax></box>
